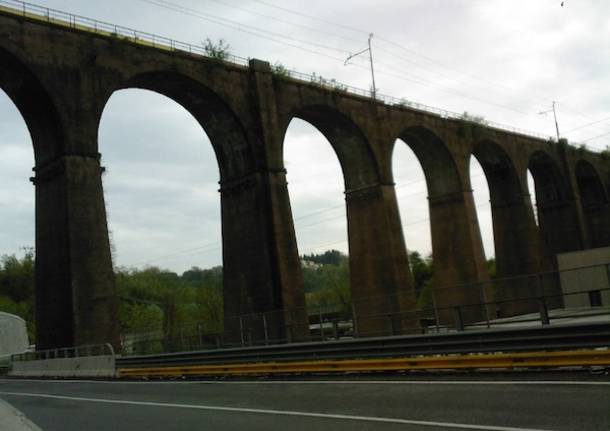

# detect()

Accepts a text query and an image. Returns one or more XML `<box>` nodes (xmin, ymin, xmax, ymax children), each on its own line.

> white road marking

<box><xmin>0</xmin><ymin>391</ymin><xmax>552</xmax><ymax>431</ymax></box>
<box><xmin>3</xmin><ymin>378</ymin><xmax>610</xmax><ymax>386</ymax></box>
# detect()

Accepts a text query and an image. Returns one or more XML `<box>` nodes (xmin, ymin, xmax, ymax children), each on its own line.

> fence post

<box><xmin>538</xmin><ymin>297</ymin><xmax>550</xmax><ymax>325</ymax></box>
<box><xmin>319</xmin><ymin>306</ymin><xmax>324</xmax><ymax>341</ymax></box>
<box><xmin>431</xmin><ymin>288</ymin><xmax>441</xmax><ymax>333</ymax></box>
<box><xmin>453</xmin><ymin>306</ymin><xmax>464</xmax><ymax>331</ymax></box>
<box><xmin>239</xmin><ymin>317</ymin><xmax>245</xmax><ymax>347</ymax></box>
<box><xmin>351</xmin><ymin>303</ymin><xmax>359</xmax><ymax>338</ymax></box>
<box><xmin>262</xmin><ymin>313</ymin><xmax>269</xmax><ymax>345</ymax></box>
<box><xmin>478</xmin><ymin>282</ymin><xmax>491</xmax><ymax>329</ymax></box>
<box><xmin>197</xmin><ymin>323</ymin><xmax>203</xmax><ymax>347</ymax></box>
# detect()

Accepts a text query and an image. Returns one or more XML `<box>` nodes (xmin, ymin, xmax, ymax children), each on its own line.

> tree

<box><xmin>202</xmin><ymin>38</ymin><xmax>230</xmax><ymax>60</ymax></box>
<box><xmin>409</xmin><ymin>251</ymin><xmax>433</xmax><ymax>296</ymax></box>
<box><xmin>0</xmin><ymin>250</ymin><xmax>36</xmax><ymax>340</ymax></box>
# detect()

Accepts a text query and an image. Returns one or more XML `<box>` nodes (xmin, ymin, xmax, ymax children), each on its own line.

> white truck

<box><xmin>0</xmin><ymin>312</ymin><xmax>30</xmax><ymax>369</ymax></box>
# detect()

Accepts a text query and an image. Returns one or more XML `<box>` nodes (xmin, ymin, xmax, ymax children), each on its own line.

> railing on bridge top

<box><xmin>122</xmin><ymin>263</ymin><xmax>610</xmax><ymax>356</ymax></box>
<box><xmin>0</xmin><ymin>0</ymin><xmax>561</xmax><ymax>144</ymax></box>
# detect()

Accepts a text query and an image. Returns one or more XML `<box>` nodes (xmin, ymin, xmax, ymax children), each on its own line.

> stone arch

<box><xmin>528</xmin><ymin>151</ymin><xmax>568</xmax><ymax>205</ymax></box>
<box><xmin>0</xmin><ymin>47</ymin><xmax>63</xmax><ymax>164</ymax></box>
<box><xmin>99</xmin><ymin>70</ymin><xmax>296</xmax><ymax>344</ymax></box>
<box><xmin>472</xmin><ymin>140</ymin><xmax>541</xmax><ymax>315</ymax></box>
<box><xmin>528</xmin><ymin>150</ymin><xmax>583</xmax><ymax>269</ymax></box>
<box><xmin>392</xmin><ymin>126</ymin><xmax>488</xmax><ymax>325</ymax></box>
<box><xmin>280</xmin><ymin>106</ymin><xmax>381</xmax><ymax>190</ymax></box>
<box><xmin>394</xmin><ymin>126</ymin><xmax>463</xmax><ymax>197</ymax></box>
<box><xmin>575</xmin><ymin>160</ymin><xmax>610</xmax><ymax>247</ymax></box>
<box><xmin>102</xmin><ymin>71</ymin><xmax>255</xmax><ymax>182</ymax></box>
<box><xmin>280</xmin><ymin>107</ymin><xmax>417</xmax><ymax>337</ymax></box>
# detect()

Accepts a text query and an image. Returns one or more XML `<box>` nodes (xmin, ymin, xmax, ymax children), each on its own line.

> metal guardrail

<box><xmin>117</xmin><ymin>322</ymin><xmax>610</xmax><ymax>369</ymax></box>
<box><xmin>0</xmin><ymin>0</ymin><xmax>561</xmax><ymax>144</ymax></box>
<box><xmin>117</xmin><ymin>349</ymin><xmax>610</xmax><ymax>377</ymax></box>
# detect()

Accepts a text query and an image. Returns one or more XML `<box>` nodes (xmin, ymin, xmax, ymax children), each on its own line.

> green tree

<box><xmin>202</xmin><ymin>38</ymin><xmax>230</xmax><ymax>60</ymax></box>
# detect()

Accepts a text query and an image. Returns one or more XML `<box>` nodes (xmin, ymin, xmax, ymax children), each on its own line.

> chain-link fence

<box><xmin>121</xmin><ymin>263</ymin><xmax>610</xmax><ymax>355</ymax></box>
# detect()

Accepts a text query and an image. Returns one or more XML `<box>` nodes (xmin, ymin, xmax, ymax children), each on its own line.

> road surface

<box><xmin>1</xmin><ymin>376</ymin><xmax>609</xmax><ymax>430</ymax></box>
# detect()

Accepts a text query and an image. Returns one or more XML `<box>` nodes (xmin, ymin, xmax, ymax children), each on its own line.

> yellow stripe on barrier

<box><xmin>117</xmin><ymin>349</ymin><xmax>610</xmax><ymax>378</ymax></box>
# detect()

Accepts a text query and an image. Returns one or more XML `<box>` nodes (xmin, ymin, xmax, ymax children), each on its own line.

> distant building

<box><xmin>557</xmin><ymin>247</ymin><xmax>610</xmax><ymax>308</ymax></box>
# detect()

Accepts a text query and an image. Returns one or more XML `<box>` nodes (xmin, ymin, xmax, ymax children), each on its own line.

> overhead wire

<box><xmin>244</xmin><ymin>0</ymin><xmax>609</xmax><ymax>142</ymax></box>
<box><xmin>135</xmin><ymin>0</ymin><xmax>556</xmax><ymax>123</ymax></box>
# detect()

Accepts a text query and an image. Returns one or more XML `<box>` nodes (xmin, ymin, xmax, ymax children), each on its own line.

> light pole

<box><xmin>345</xmin><ymin>33</ymin><xmax>377</xmax><ymax>100</ymax></box>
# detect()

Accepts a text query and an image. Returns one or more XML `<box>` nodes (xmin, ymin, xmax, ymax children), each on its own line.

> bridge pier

<box><xmin>490</xmin><ymin>196</ymin><xmax>543</xmax><ymax>316</ymax></box>
<box><xmin>428</xmin><ymin>189</ymin><xmax>489</xmax><ymax>325</ymax></box>
<box><xmin>346</xmin><ymin>183</ymin><xmax>418</xmax><ymax>337</ymax></box>
<box><xmin>33</xmin><ymin>154</ymin><xmax>120</xmax><ymax>351</ymax></box>
<box><xmin>582</xmin><ymin>202</ymin><xmax>610</xmax><ymax>248</ymax></box>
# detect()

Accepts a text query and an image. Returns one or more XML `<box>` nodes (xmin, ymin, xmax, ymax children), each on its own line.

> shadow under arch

<box><xmin>393</xmin><ymin>126</ymin><xmax>488</xmax><ymax>325</ymax></box>
<box><xmin>100</xmin><ymin>71</ymin><xmax>302</xmax><ymax>344</ymax></box>
<box><xmin>472</xmin><ymin>140</ymin><xmax>542</xmax><ymax>316</ymax></box>
<box><xmin>575</xmin><ymin>160</ymin><xmax>610</xmax><ymax>247</ymax></box>
<box><xmin>528</xmin><ymin>150</ymin><xmax>583</xmax><ymax>261</ymax></box>
<box><xmin>0</xmin><ymin>48</ymin><xmax>63</xmax><ymax>164</ymax></box>
<box><xmin>280</xmin><ymin>107</ymin><xmax>418</xmax><ymax>337</ymax></box>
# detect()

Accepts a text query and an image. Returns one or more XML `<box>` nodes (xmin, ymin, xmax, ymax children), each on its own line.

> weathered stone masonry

<box><xmin>1</xmin><ymin>10</ymin><xmax>609</xmax><ymax>349</ymax></box>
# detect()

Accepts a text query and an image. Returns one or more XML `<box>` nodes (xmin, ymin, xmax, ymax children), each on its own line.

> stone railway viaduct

<box><xmin>1</xmin><ymin>6</ymin><xmax>609</xmax><ymax>350</ymax></box>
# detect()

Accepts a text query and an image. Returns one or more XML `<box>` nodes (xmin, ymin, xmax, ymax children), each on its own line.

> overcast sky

<box><xmin>1</xmin><ymin>0</ymin><xmax>609</xmax><ymax>274</ymax></box>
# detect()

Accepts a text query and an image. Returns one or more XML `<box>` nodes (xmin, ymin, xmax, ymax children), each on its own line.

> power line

<box><xmin>580</xmin><ymin>130</ymin><xmax>610</xmax><ymax>144</ymax></box>
<box><xmin>135</xmin><ymin>0</ymin><xmax>548</xmax><ymax>123</ymax></box>
<box><xmin>244</xmin><ymin>0</ymin><xmax>607</xmax><ymax>139</ymax></box>
<box><xmin>136</xmin><ymin>0</ymin><xmax>352</xmax><ymax>57</ymax></box>
<box><xmin>564</xmin><ymin>115</ymin><xmax>610</xmax><ymax>134</ymax></box>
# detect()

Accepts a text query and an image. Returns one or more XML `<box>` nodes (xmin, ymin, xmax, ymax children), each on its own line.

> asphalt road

<box><xmin>1</xmin><ymin>377</ymin><xmax>609</xmax><ymax>431</ymax></box>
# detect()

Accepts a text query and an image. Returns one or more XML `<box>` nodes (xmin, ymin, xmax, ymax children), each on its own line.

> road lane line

<box><xmin>0</xmin><ymin>391</ymin><xmax>552</xmax><ymax>431</ymax></box>
<box><xmin>3</xmin><ymin>378</ymin><xmax>610</xmax><ymax>386</ymax></box>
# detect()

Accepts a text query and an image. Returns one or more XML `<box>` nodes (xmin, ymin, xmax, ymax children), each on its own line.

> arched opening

<box><xmin>469</xmin><ymin>157</ymin><xmax>494</xmax><ymax>270</ymax></box>
<box><xmin>98</xmin><ymin>71</ymin><xmax>294</xmax><ymax>350</ymax></box>
<box><xmin>527</xmin><ymin>150</ymin><xmax>580</xmax><ymax>309</ymax></box>
<box><xmin>473</xmin><ymin>141</ymin><xmax>541</xmax><ymax>317</ymax></box>
<box><xmin>283</xmin><ymin>118</ymin><xmax>349</xmax><ymax>333</ymax></box>
<box><xmin>98</xmin><ymin>89</ymin><xmax>222</xmax><ymax>353</ymax></box>
<box><xmin>527</xmin><ymin>170</ymin><xmax>538</xmax><ymax>226</ymax></box>
<box><xmin>0</xmin><ymin>89</ymin><xmax>36</xmax><ymax>340</ymax></box>
<box><xmin>282</xmin><ymin>107</ymin><xmax>414</xmax><ymax>337</ymax></box>
<box><xmin>528</xmin><ymin>151</ymin><xmax>582</xmax><ymax>262</ymax></box>
<box><xmin>0</xmin><ymin>47</ymin><xmax>79</xmax><ymax>350</ymax></box>
<box><xmin>391</xmin><ymin>142</ymin><xmax>432</xmax><ymax>315</ymax></box>
<box><xmin>394</xmin><ymin>126</ymin><xmax>488</xmax><ymax>326</ymax></box>
<box><xmin>575</xmin><ymin>160</ymin><xmax>610</xmax><ymax>247</ymax></box>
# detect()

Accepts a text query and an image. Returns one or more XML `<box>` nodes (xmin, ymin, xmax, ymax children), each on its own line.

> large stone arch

<box><xmin>575</xmin><ymin>160</ymin><xmax>610</xmax><ymax>248</ymax></box>
<box><xmin>280</xmin><ymin>105</ymin><xmax>381</xmax><ymax>190</ymax></box>
<box><xmin>0</xmin><ymin>46</ymin><xmax>121</xmax><ymax>350</ymax></box>
<box><xmin>528</xmin><ymin>150</ymin><xmax>584</xmax><ymax>263</ymax></box>
<box><xmin>0</xmin><ymin>48</ymin><xmax>63</xmax><ymax>164</ymax></box>
<box><xmin>472</xmin><ymin>140</ymin><xmax>541</xmax><ymax>316</ymax></box>
<box><xmin>106</xmin><ymin>71</ymin><xmax>255</xmax><ymax>182</ymax></box>
<box><xmin>99</xmin><ymin>70</ymin><xmax>304</xmax><ymax>343</ymax></box>
<box><xmin>393</xmin><ymin>126</ymin><xmax>488</xmax><ymax>325</ymax></box>
<box><xmin>280</xmin><ymin>106</ymin><xmax>417</xmax><ymax>336</ymax></box>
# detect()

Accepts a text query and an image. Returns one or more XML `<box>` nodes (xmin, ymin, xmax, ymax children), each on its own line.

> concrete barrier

<box><xmin>9</xmin><ymin>355</ymin><xmax>116</xmax><ymax>378</ymax></box>
<box><xmin>9</xmin><ymin>344</ymin><xmax>116</xmax><ymax>378</ymax></box>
